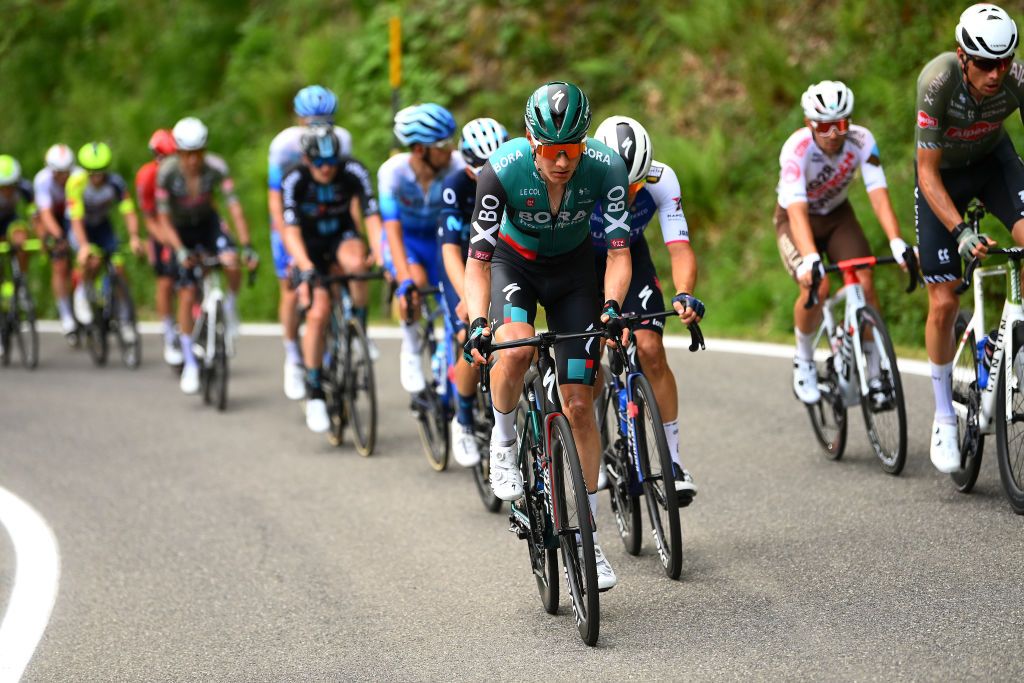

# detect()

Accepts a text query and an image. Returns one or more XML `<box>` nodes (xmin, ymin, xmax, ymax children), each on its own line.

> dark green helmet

<box><xmin>524</xmin><ymin>81</ymin><xmax>591</xmax><ymax>144</ymax></box>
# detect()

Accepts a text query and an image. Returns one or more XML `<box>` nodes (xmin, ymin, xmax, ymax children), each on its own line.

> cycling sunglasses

<box><xmin>970</xmin><ymin>54</ymin><xmax>1015</xmax><ymax>72</ymax></box>
<box><xmin>534</xmin><ymin>140</ymin><xmax>587</xmax><ymax>160</ymax></box>
<box><xmin>808</xmin><ymin>118</ymin><xmax>850</xmax><ymax>138</ymax></box>
<box><xmin>311</xmin><ymin>156</ymin><xmax>339</xmax><ymax>168</ymax></box>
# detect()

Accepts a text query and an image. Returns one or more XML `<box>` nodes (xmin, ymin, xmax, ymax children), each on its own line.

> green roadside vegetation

<box><xmin>2</xmin><ymin>0</ymin><xmax>1021</xmax><ymax>347</ymax></box>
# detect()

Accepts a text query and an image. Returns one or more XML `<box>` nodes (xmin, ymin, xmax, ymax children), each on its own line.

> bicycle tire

<box><xmin>633</xmin><ymin>375</ymin><xmax>683</xmax><ymax>579</ymax></box>
<box><xmin>326</xmin><ymin>309</ymin><xmax>347</xmax><ymax>448</ymax></box>
<box><xmin>806</xmin><ymin>324</ymin><xmax>847</xmax><ymax>460</ymax></box>
<box><xmin>951</xmin><ymin>311</ymin><xmax>984</xmax><ymax>493</ymax></box>
<box><xmin>472</xmin><ymin>382</ymin><xmax>502</xmax><ymax>513</ymax></box>
<box><xmin>213</xmin><ymin>302</ymin><xmax>229</xmax><ymax>411</ymax></box>
<box><xmin>0</xmin><ymin>316</ymin><xmax>10</xmax><ymax>366</ymax></box>
<box><xmin>111</xmin><ymin>275</ymin><xmax>141</xmax><ymax>369</ymax></box>
<box><xmin>551</xmin><ymin>414</ymin><xmax>600</xmax><ymax>646</ymax></box>
<box><xmin>86</xmin><ymin>318</ymin><xmax>109</xmax><ymax>366</ymax></box>
<box><xmin>995</xmin><ymin>320</ymin><xmax>1024</xmax><ymax>514</ymax></box>
<box><xmin>13</xmin><ymin>278</ymin><xmax>38</xmax><ymax>370</ymax></box>
<box><xmin>516</xmin><ymin>392</ymin><xmax>558</xmax><ymax>613</ymax></box>
<box><xmin>416</xmin><ymin>331</ymin><xmax>450</xmax><ymax>471</ymax></box>
<box><xmin>598</xmin><ymin>366</ymin><xmax>642</xmax><ymax>556</ymax></box>
<box><xmin>857</xmin><ymin>305</ymin><xmax>907</xmax><ymax>475</ymax></box>
<box><xmin>345</xmin><ymin>318</ymin><xmax>377</xmax><ymax>456</ymax></box>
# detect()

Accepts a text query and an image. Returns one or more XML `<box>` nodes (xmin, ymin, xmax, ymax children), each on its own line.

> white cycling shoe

<box><xmin>180</xmin><ymin>364</ymin><xmax>201</xmax><ymax>395</ymax></box>
<box><xmin>367</xmin><ymin>338</ymin><xmax>381</xmax><ymax>362</ymax></box>
<box><xmin>489</xmin><ymin>436</ymin><xmax>523</xmax><ymax>501</ymax></box>
<box><xmin>400</xmin><ymin>350</ymin><xmax>426</xmax><ymax>393</ymax></box>
<box><xmin>59</xmin><ymin>315</ymin><xmax>77</xmax><ymax>336</ymax></box>
<box><xmin>73</xmin><ymin>285</ymin><xmax>93</xmax><ymax>326</ymax></box>
<box><xmin>284</xmin><ymin>361</ymin><xmax>306</xmax><ymax>401</ymax></box>
<box><xmin>792</xmin><ymin>358</ymin><xmax>820</xmax><ymax>404</ymax></box>
<box><xmin>451</xmin><ymin>418</ymin><xmax>481</xmax><ymax>467</ymax></box>
<box><xmin>672</xmin><ymin>463</ymin><xmax>698</xmax><ymax>496</ymax></box>
<box><xmin>594</xmin><ymin>542</ymin><xmax>617</xmax><ymax>591</ymax></box>
<box><xmin>930</xmin><ymin>420</ymin><xmax>961</xmax><ymax>474</ymax></box>
<box><xmin>306</xmin><ymin>398</ymin><xmax>330</xmax><ymax>433</ymax></box>
<box><xmin>163</xmin><ymin>337</ymin><xmax>183</xmax><ymax>366</ymax></box>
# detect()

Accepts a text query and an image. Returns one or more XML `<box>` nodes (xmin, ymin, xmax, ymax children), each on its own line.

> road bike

<box><xmin>470</xmin><ymin>379</ymin><xmax>501</xmax><ymax>512</ymax></box>
<box><xmin>0</xmin><ymin>238</ymin><xmax>40</xmax><ymax>369</ymax></box>
<box><xmin>596</xmin><ymin>311</ymin><xmax>704</xmax><ymax>580</ymax></box>
<box><xmin>319</xmin><ymin>270</ymin><xmax>383</xmax><ymax>456</ymax></box>
<box><xmin>803</xmin><ymin>254</ymin><xmax>919</xmax><ymax>473</ymax></box>
<box><xmin>951</xmin><ymin>204</ymin><xmax>1024</xmax><ymax>514</ymax></box>
<box><xmin>482</xmin><ymin>327</ymin><xmax>606</xmax><ymax>646</ymax></box>
<box><xmin>82</xmin><ymin>247</ymin><xmax>141</xmax><ymax>369</ymax></box>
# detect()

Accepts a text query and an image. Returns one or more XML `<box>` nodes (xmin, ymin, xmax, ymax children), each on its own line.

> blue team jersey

<box><xmin>377</xmin><ymin>152</ymin><xmax>465</xmax><ymax>238</ymax></box>
<box><xmin>436</xmin><ymin>167</ymin><xmax>476</xmax><ymax>259</ymax></box>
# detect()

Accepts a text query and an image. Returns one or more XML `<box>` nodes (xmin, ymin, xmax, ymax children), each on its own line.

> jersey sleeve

<box><xmin>377</xmin><ymin>159</ymin><xmax>401</xmax><ymax>222</ymax></box>
<box><xmin>915</xmin><ymin>57</ymin><xmax>953</xmax><ymax>150</ymax></box>
<box><xmin>468</xmin><ymin>163</ymin><xmax>507</xmax><ymax>262</ymax></box>
<box><xmin>649</xmin><ymin>164</ymin><xmax>690</xmax><ymax>244</ymax></box>
<box><xmin>155</xmin><ymin>160</ymin><xmax>172</xmax><ymax>215</ymax></box>
<box><xmin>334</xmin><ymin>126</ymin><xmax>354</xmax><ymax>157</ymax></box>
<box><xmin>857</xmin><ymin>128</ymin><xmax>888</xmax><ymax>193</ymax></box>
<box><xmin>207</xmin><ymin>154</ymin><xmax>239</xmax><ymax>205</ymax></box>
<box><xmin>135</xmin><ymin>164</ymin><xmax>157</xmax><ymax>215</ymax></box>
<box><xmin>33</xmin><ymin>172</ymin><xmax>52</xmax><ymax>211</ymax></box>
<box><xmin>280</xmin><ymin>169</ymin><xmax>302</xmax><ymax>226</ymax></box>
<box><xmin>777</xmin><ymin>132</ymin><xmax>809</xmax><ymax>208</ymax></box>
<box><xmin>599</xmin><ymin>155</ymin><xmax>630</xmax><ymax>250</ymax></box>
<box><xmin>438</xmin><ymin>172</ymin><xmax>465</xmax><ymax>248</ymax></box>
<box><xmin>111</xmin><ymin>174</ymin><xmax>136</xmax><ymax>215</ymax></box>
<box><xmin>343</xmin><ymin>159</ymin><xmax>379</xmax><ymax>217</ymax></box>
<box><xmin>65</xmin><ymin>171</ymin><xmax>87</xmax><ymax>220</ymax></box>
<box><xmin>267</xmin><ymin>132</ymin><xmax>289</xmax><ymax>191</ymax></box>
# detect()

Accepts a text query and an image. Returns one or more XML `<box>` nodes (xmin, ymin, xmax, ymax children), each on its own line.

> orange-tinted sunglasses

<box><xmin>808</xmin><ymin>118</ymin><xmax>849</xmax><ymax>138</ymax></box>
<box><xmin>534</xmin><ymin>140</ymin><xmax>587</xmax><ymax>160</ymax></box>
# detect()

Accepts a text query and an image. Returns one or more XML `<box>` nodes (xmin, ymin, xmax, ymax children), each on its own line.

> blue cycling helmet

<box><xmin>393</xmin><ymin>103</ymin><xmax>457</xmax><ymax>146</ymax></box>
<box><xmin>293</xmin><ymin>85</ymin><xmax>338</xmax><ymax>118</ymax></box>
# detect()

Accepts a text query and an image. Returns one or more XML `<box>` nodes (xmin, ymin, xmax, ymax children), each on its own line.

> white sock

<box><xmin>663</xmin><ymin>419</ymin><xmax>682</xmax><ymax>468</ymax></box>
<box><xmin>57</xmin><ymin>298</ymin><xmax>72</xmax><ymax>321</ymax></box>
<box><xmin>930</xmin><ymin>361</ymin><xmax>956</xmax><ymax>423</ymax></box>
<box><xmin>225</xmin><ymin>292</ymin><xmax>237</xmax><ymax>318</ymax></box>
<box><xmin>400</xmin><ymin>321</ymin><xmax>420</xmax><ymax>354</ymax></box>
<box><xmin>795</xmin><ymin>327</ymin><xmax>815</xmax><ymax>361</ymax></box>
<box><xmin>283</xmin><ymin>339</ymin><xmax>301</xmax><ymax>366</ymax></box>
<box><xmin>588</xmin><ymin>493</ymin><xmax>600</xmax><ymax>545</ymax></box>
<box><xmin>491</xmin><ymin>405</ymin><xmax>516</xmax><ymax>444</ymax></box>
<box><xmin>180</xmin><ymin>332</ymin><xmax>197</xmax><ymax>368</ymax></box>
<box><xmin>162</xmin><ymin>316</ymin><xmax>175</xmax><ymax>342</ymax></box>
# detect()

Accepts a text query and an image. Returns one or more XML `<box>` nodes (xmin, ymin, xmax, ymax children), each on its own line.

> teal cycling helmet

<box><xmin>524</xmin><ymin>81</ymin><xmax>591</xmax><ymax>144</ymax></box>
<box><xmin>0</xmin><ymin>155</ymin><xmax>21</xmax><ymax>186</ymax></box>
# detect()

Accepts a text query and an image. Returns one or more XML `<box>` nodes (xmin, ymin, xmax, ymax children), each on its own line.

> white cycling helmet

<box><xmin>459</xmin><ymin>118</ymin><xmax>509</xmax><ymax>171</ymax></box>
<box><xmin>956</xmin><ymin>3</ymin><xmax>1018</xmax><ymax>58</ymax></box>
<box><xmin>45</xmin><ymin>144</ymin><xmax>75</xmax><ymax>172</ymax></box>
<box><xmin>172</xmin><ymin>117</ymin><xmax>209</xmax><ymax>151</ymax></box>
<box><xmin>801</xmin><ymin>80</ymin><xmax>855</xmax><ymax>122</ymax></box>
<box><xmin>594</xmin><ymin>115</ymin><xmax>652</xmax><ymax>185</ymax></box>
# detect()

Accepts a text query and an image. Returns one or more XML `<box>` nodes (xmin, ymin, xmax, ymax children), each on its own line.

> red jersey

<box><xmin>135</xmin><ymin>160</ymin><xmax>159</xmax><ymax>216</ymax></box>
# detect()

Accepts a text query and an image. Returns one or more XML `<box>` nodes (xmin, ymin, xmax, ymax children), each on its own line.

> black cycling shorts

<box><xmin>594</xmin><ymin>236</ymin><xmax>666</xmax><ymax>336</ymax></box>
<box><xmin>916</xmin><ymin>135</ymin><xmax>1024</xmax><ymax>284</ymax></box>
<box><xmin>490</xmin><ymin>239</ymin><xmax>601</xmax><ymax>386</ymax></box>
<box><xmin>177</xmin><ymin>226</ymin><xmax>236</xmax><ymax>287</ymax></box>
<box><xmin>150</xmin><ymin>238</ymin><xmax>178</xmax><ymax>278</ymax></box>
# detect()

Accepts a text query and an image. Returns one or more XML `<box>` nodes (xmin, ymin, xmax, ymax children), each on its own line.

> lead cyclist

<box><xmin>590</xmin><ymin>116</ymin><xmax>703</xmax><ymax>500</ymax></box>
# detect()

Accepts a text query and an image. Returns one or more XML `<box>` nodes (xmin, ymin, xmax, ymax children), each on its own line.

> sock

<box><xmin>306</xmin><ymin>366</ymin><xmax>322</xmax><ymax>389</ymax></box>
<box><xmin>457</xmin><ymin>393</ymin><xmax>475</xmax><ymax>426</ymax></box>
<box><xmin>663</xmin><ymin>419</ymin><xmax>682</xmax><ymax>468</ymax></box>
<box><xmin>589</xmin><ymin>492</ymin><xmax>599</xmax><ymax>545</ymax></box>
<box><xmin>930</xmin><ymin>361</ymin><xmax>956</xmax><ymax>424</ymax></box>
<box><xmin>162</xmin><ymin>316</ymin><xmax>175</xmax><ymax>342</ymax></box>
<box><xmin>491</xmin><ymin>405</ymin><xmax>516</xmax><ymax>444</ymax></box>
<box><xmin>795</xmin><ymin>327</ymin><xmax>815</xmax><ymax>362</ymax></box>
<box><xmin>401</xmin><ymin>321</ymin><xmax>420</xmax><ymax>354</ymax></box>
<box><xmin>225</xmin><ymin>291</ymin><xmax>237</xmax><ymax>316</ymax></box>
<box><xmin>180</xmin><ymin>332</ymin><xmax>196</xmax><ymax>368</ymax></box>
<box><xmin>57</xmin><ymin>297</ymin><xmax>72</xmax><ymax>321</ymax></box>
<box><xmin>353</xmin><ymin>306</ymin><xmax>368</xmax><ymax>331</ymax></box>
<box><xmin>283</xmin><ymin>339</ymin><xmax>301</xmax><ymax>366</ymax></box>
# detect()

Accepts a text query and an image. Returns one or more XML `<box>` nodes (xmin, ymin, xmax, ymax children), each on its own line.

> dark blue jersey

<box><xmin>436</xmin><ymin>167</ymin><xmax>476</xmax><ymax>261</ymax></box>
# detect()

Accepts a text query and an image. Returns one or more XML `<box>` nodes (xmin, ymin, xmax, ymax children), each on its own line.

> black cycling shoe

<box><xmin>671</xmin><ymin>463</ymin><xmax>696</xmax><ymax>507</ymax></box>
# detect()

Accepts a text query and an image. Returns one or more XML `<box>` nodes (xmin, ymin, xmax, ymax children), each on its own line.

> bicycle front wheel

<box><xmin>806</xmin><ymin>325</ymin><xmax>847</xmax><ymax>460</ymax></box>
<box><xmin>326</xmin><ymin>312</ymin><xmax>347</xmax><ymax>448</ymax></box>
<box><xmin>472</xmin><ymin>382</ymin><xmax>501</xmax><ymax>513</ymax></box>
<box><xmin>551</xmin><ymin>414</ymin><xmax>600</xmax><ymax>646</ymax></box>
<box><xmin>415</xmin><ymin>333</ymin><xmax>449</xmax><ymax>471</ymax></box>
<box><xmin>995</xmin><ymin>320</ymin><xmax>1024</xmax><ymax>514</ymax></box>
<box><xmin>598</xmin><ymin>368</ymin><xmax>642</xmax><ymax>556</ymax></box>
<box><xmin>517</xmin><ymin>392</ymin><xmax>558</xmax><ymax>613</ymax></box>
<box><xmin>952</xmin><ymin>311</ymin><xmax>984</xmax><ymax>493</ymax></box>
<box><xmin>111</xmin><ymin>275</ymin><xmax>141</xmax><ymax>369</ymax></box>
<box><xmin>345</xmin><ymin>319</ymin><xmax>377</xmax><ymax>457</ymax></box>
<box><xmin>13</xmin><ymin>279</ymin><xmax>38</xmax><ymax>370</ymax></box>
<box><xmin>212</xmin><ymin>303</ymin><xmax>229</xmax><ymax>411</ymax></box>
<box><xmin>857</xmin><ymin>305</ymin><xmax>907</xmax><ymax>475</ymax></box>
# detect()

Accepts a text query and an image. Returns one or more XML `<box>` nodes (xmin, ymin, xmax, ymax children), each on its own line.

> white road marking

<box><xmin>0</xmin><ymin>487</ymin><xmax>60</xmax><ymax>683</ymax></box>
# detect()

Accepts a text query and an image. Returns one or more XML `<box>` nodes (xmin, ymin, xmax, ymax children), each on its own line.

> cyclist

<box><xmin>377</xmin><ymin>102</ymin><xmax>463</xmax><ymax>394</ymax></box>
<box><xmin>157</xmin><ymin>117</ymin><xmax>256</xmax><ymax>395</ymax></box>
<box><xmin>269</xmin><ymin>85</ymin><xmax>354</xmax><ymax>401</ymax></box>
<box><xmin>915</xmin><ymin>3</ymin><xmax>1023</xmax><ymax>473</ymax></box>
<box><xmin>591</xmin><ymin>115</ymin><xmax>703</xmax><ymax>499</ymax></box>
<box><xmin>34</xmin><ymin>144</ymin><xmax>78</xmax><ymax>335</ymax></box>
<box><xmin>776</xmin><ymin>80</ymin><xmax>912</xmax><ymax>406</ymax></box>
<box><xmin>463</xmin><ymin>81</ymin><xmax>631</xmax><ymax>590</ymax></box>
<box><xmin>280</xmin><ymin>125</ymin><xmax>380</xmax><ymax>433</ymax></box>
<box><xmin>0</xmin><ymin>155</ymin><xmax>38</xmax><ymax>274</ymax></box>
<box><xmin>135</xmin><ymin>128</ymin><xmax>182</xmax><ymax>365</ymax></box>
<box><xmin>437</xmin><ymin>117</ymin><xmax>509</xmax><ymax>466</ymax></box>
<box><xmin>66</xmin><ymin>142</ymin><xmax>143</xmax><ymax>327</ymax></box>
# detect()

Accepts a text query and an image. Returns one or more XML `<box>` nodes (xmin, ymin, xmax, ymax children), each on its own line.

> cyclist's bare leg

<box><xmin>793</xmin><ymin>276</ymin><xmax>829</xmax><ymax>334</ymax></box>
<box><xmin>177</xmin><ymin>285</ymin><xmax>197</xmax><ymax>335</ymax></box>
<box><xmin>220</xmin><ymin>250</ymin><xmax>241</xmax><ymax>293</ymax></box>
<box><xmin>279</xmin><ymin>279</ymin><xmax>300</xmax><ymax>343</ymax></box>
<box><xmin>925</xmin><ymin>281</ymin><xmax>959</xmax><ymax>365</ymax></box>
<box><xmin>562</xmin><ymin>383</ymin><xmax>601</xmax><ymax>491</ymax></box>
<box><xmin>489</xmin><ymin>321</ymin><xmax>534</xmax><ymax>413</ymax></box>
<box><xmin>302</xmin><ymin>286</ymin><xmax>330</xmax><ymax>371</ymax></box>
<box><xmin>156</xmin><ymin>275</ymin><xmax>174</xmax><ymax>320</ymax></box>
<box><xmin>452</xmin><ymin>328</ymin><xmax>477</xmax><ymax>397</ymax></box>
<box><xmin>338</xmin><ymin>239</ymin><xmax>368</xmax><ymax>309</ymax></box>
<box><xmin>635</xmin><ymin>329</ymin><xmax>678</xmax><ymax>422</ymax></box>
<box><xmin>51</xmin><ymin>253</ymin><xmax>71</xmax><ymax>301</ymax></box>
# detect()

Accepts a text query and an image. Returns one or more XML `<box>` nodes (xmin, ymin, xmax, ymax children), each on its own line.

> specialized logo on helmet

<box><xmin>551</xmin><ymin>89</ymin><xmax>566</xmax><ymax>111</ymax></box>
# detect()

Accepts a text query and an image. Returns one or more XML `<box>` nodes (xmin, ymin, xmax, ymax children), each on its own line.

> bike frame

<box><xmin>816</xmin><ymin>262</ymin><xmax>874</xmax><ymax>408</ymax></box>
<box><xmin>193</xmin><ymin>264</ymin><xmax>226</xmax><ymax>365</ymax></box>
<box><xmin>606</xmin><ymin>343</ymin><xmax>649</xmax><ymax>496</ymax></box>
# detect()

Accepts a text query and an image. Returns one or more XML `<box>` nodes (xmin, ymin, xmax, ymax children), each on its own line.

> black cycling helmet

<box><xmin>300</xmin><ymin>124</ymin><xmax>341</xmax><ymax>160</ymax></box>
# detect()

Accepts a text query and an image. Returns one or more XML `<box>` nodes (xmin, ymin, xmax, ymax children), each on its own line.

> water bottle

<box><xmin>979</xmin><ymin>330</ymin><xmax>998</xmax><ymax>390</ymax></box>
<box><xmin>833</xmin><ymin>326</ymin><xmax>850</xmax><ymax>391</ymax></box>
<box><xmin>617</xmin><ymin>386</ymin><xmax>629</xmax><ymax>432</ymax></box>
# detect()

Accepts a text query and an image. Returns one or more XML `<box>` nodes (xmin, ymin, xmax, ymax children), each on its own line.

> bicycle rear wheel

<box><xmin>111</xmin><ymin>275</ymin><xmax>141</xmax><ymax>369</ymax></box>
<box><xmin>634</xmin><ymin>375</ymin><xmax>683</xmax><ymax>579</ymax></box>
<box><xmin>517</xmin><ymin>393</ymin><xmax>558</xmax><ymax>613</ymax></box>
<box><xmin>13</xmin><ymin>278</ymin><xmax>38</xmax><ymax>370</ymax></box>
<box><xmin>472</xmin><ymin>382</ymin><xmax>502</xmax><ymax>512</ymax></box>
<box><xmin>952</xmin><ymin>311</ymin><xmax>984</xmax><ymax>493</ymax></box>
<box><xmin>857</xmin><ymin>305</ymin><xmax>906</xmax><ymax>475</ymax></box>
<box><xmin>86</xmin><ymin>318</ymin><xmax>109</xmax><ymax>366</ymax></box>
<box><xmin>212</xmin><ymin>303</ymin><xmax>229</xmax><ymax>411</ymax></box>
<box><xmin>598</xmin><ymin>368</ymin><xmax>642</xmax><ymax>556</ymax></box>
<box><xmin>551</xmin><ymin>414</ymin><xmax>600</xmax><ymax>646</ymax></box>
<box><xmin>806</xmin><ymin>325</ymin><xmax>847</xmax><ymax>459</ymax></box>
<box><xmin>345</xmin><ymin>319</ymin><xmax>377</xmax><ymax>457</ymax></box>
<box><xmin>415</xmin><ymin>331</ymin><xmax>450</xmax><ymax>471</ymax></box>
<box><xmin>995</xmin><ymin>320</ymin><xmax>1024</xmax><ymax>514</ymax></box>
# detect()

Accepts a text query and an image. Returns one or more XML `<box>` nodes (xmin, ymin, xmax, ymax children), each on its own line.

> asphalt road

<box><xmin>2</xmin><ymin>332</ymin><xmax>1023</xmax><ymax>681</ymax></box>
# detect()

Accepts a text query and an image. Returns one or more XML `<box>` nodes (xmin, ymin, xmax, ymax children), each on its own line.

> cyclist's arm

<box><xmin>65</xmin><ymin>173</ymin><xmax>90</xmax><ymax>252</ymax></box>
<box><xmin>442</xmin><ymin>243</ymin><xmax>466</xmax><ymax>300</ymax></box>
<box><xmin>856</xmin><ymin>132</ymin><xmax>902</xmax><ymax>243</ymax></box>
<box><xmin>784</xmin><ymin>202</ymin><xmax>817</xmax><ymax>259</ymax></box>
<box><xmin>866</xmin><ymin>187</ymin><xmax>902</xmax><ymax>242</ymax></box>
<box><xmin>33</xmin><ymin>176</ymin><xmax>62</xmax><ymax>239</ymax></box>
<box><xmin>38</xmin><ymin>207</ymin><xmax>62</xmax><ymax>240</ymax></box>
<box><xmin>281</xmin><ymin>225</ymin><xmax>314</xmax><ymax>272</ymax></box>
<box><xmin>600</xmin><ymin>158</ymin><xmax>632</xmax><ymax>307</ymax></box>
<box><xmin>438</xmin><ymin>177</ymin><xmax>467</xmax><ymax>298</ymax></box>
<box><xmin>916</xmin><ymin>147</ymin><xmax>962</xmax><ymax>231</ymax></box>
<box><xmin>116</xmin><ymin>184</ymin><xmax>141</xmax><ymax>242</ymax></box>
<box><xmin>378</xmin><ymin>168</ymin><xmax>412</xmax><ymax>282</ymax></box>
<box><xmin>154</xmin><ymin>182</ymin><xmax>185</xmax><ymax>252</ymax></box>
<box><xmin>268</xmin><ymin>189</ymin><xmax>285</xmax><ymax>235</ymax></box>
<box><xmin>466</xmin><ymin>163</ymin><xmax>506</xmax><ymax>323</ymax></box>
<box><xmin>345</xmin><ymin>159</ymin><xmax>380</xmax><ymax>253</ymax></box>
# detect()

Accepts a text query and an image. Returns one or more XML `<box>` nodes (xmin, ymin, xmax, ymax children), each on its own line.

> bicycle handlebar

<box><xmin>955</xmin><ymin>247</ymin><xmax>1024</xmax><ymax>295</ymax></box>
<box><xmin>804</xmin><ymin>253</ymin><xmax>920</xmax><ymax>309</ymax></box>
